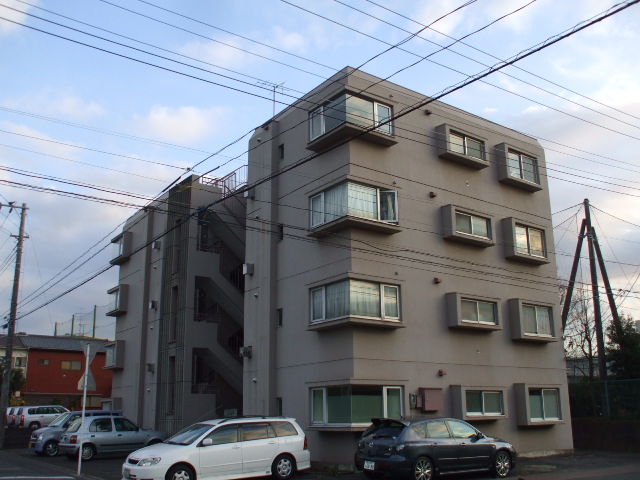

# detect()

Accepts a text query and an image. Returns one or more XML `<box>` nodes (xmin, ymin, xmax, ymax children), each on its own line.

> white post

<box><xmin>77</xmin><ymin>343</ymin><xmax>90</xmax><ymax>475</ymax></box>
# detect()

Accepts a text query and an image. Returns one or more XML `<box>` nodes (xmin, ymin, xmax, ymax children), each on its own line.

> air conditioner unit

<box><xmin>239</xmin><ymin>346</ymin><xmax>252</xmax><ymax>358</ymax></box>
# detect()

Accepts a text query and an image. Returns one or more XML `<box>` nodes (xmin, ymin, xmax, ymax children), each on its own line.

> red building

<box><xmin>0</xmin><ymin>334</ymin><xmax>113</xmax><ymax>409</ymax></box>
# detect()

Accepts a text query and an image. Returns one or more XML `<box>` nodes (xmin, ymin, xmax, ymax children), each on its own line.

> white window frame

<box><xmin>529</xmin><ymin>388</ymin><xmax>560</xmax><ymax>421</ymax></box>
<box><xmin>309</xmin><ymin>182</ymin><xmax>398</xmax><ymax>228</ymax></box>
<box><xmin>508</xmin><ymin>150</ymin><xmax>539</xmax><ymax>184</ymax></box>
<box><xmin>310</xmin><ymin>280</ymin><xmax>400</xmax><ymax>323</ymax></box>
<box><xmin>455</xmin><ymin>212</ymin><xmax>491</xmax><ymax>239</ymax></box>
<box><xmin>515</xmin><ymin>224</ymin><xmax>546</xmax><ymax>258</ymax></box>
<box><xmin>461</xmin><ymin>298</ymin><xmax>498</xmax><ymax>325</ymax></box>
<box><xmin>309</xmin><ymin>106</ymin><xmax>325</xmax><ymax>141</ymax></box>
<box><xmin>374</xmin><ymin>102</ymin><xmax>392</xmax><ymax>134</ymax></box>
<box><xmin>310</xmin><ymin>385</ymin><xmax>403</xmax><ymax>426</ymax></box>
<box><xmin>465</xmin><ymin>390</ymin><xmax>504</xmax><ymax>416</ymax></box>
<box><xmin>450</xmin><ymin>131</ymin><xmax>485</xmax><ymax>160</ymax></box>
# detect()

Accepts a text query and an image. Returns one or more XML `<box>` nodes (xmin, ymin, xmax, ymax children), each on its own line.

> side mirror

<box><xmin>201</xmin><ymin>438</ymin><xmax>213</xmax><ymax>447</ymax></box>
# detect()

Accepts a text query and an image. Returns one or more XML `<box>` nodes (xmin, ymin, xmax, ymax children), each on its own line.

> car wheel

<box><xmin>412</xmin><ymin>456</ymin><xmax>434</xmax><ymax>480</ymax></box>
<box><xmin>43</xmin><ymin>440</ymin><xmax>59</xmax><ymax>457</ymax></box>
<box><xmin>29</xmin><ymin>422</ymin><xmax>41</xmax><ymax>429</ymax></box>
<box><xmin>493</xmin><ymin>451</ymin><xmax>512</xmax><ymax>478</ymax></box>
<box><xmin>165</xmin><ymin>464</ymin><xmax>196</xmax><ymax>480</ymax></box>
<box><xmin>81</xmin><ymin>444</ymin><xmax>96</xmax><ymax>461</ymax></box>
<box><xmin>272</xmin><ymin>454</ymin><xmax>296</xmax><ymax>480</ymax></box>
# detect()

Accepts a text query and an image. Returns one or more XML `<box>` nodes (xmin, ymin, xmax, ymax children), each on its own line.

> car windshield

<box><xmin>49</xmin><ymin>412</ymin><xmax>73</xmax><ymax>427</ymax></box>
<box><xmin>66</xmin><ymin>418</ymin><xmax>83</xmax><ymax>433</ymax></box>
<box><xmin>166</xmin><ymin>423</ymin><xmax>215</xmax><ymax>445</ymax></box>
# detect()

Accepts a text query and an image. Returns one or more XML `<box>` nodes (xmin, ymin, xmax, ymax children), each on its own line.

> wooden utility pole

<box><xmin>562</xmin><ymin>199</ymin><xmax>621</xmax><ymax>381</ymax></box>
<box><xmin>0</xmin><ymin>203</ymin><xmax>28</xmax><ymax>448</ymax></box>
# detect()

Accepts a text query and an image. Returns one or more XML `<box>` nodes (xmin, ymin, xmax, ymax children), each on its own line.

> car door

<box><xmin>85</xmin><ymin>417</ymin><xmax>115</xmax><ymax>453</ymax></box>
<box><xmin>240</xmin><ymin>423</ymin><xmax>279</xmax><ymax>474</ymax></box>
<box><xmin>113</xmin><ymin>418</ymin><xmax>147</xmax><ymax>453</ymax></box>
<box><xmin>422</xmin><ymin>420</ymin><xmax>460</xmax><ymax>473</ymax></box>
<box><xmin>447</xmin><ymin>419</ymin><xmax>493</xmax><ymax>470</ymax></box>
<box><xmin>198</xmin><ymin>425</ymin><xmax>243</xmax><ymax>479</ymax></box>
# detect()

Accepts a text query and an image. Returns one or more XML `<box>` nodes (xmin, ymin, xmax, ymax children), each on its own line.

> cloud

<box><xmin>0</xmin><ymin>0</ymin><xmax>36</xmax><ymax>37</ymax></box>
<box><xmin>132</xmin><ymin>105</ymin><xmax>229</xmax><ymax>144</ymax></box>
<box><xmin>270</xmin><ymin>26</ymin><xmax>308</xmax><ymax>52</ymax></box>
<box><xmin>179</xmin><ymin>38</ymin><xmax>256</xmax><ymax>70</ymax></box>
<box><xmin>2</xmin><ymin>91</ymin><xmax>106</xmax><ymax>120</ymax></box>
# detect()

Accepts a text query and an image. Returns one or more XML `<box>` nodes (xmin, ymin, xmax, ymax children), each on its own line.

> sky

<box><xmin>0</xmin><ymin>0</ymin><xmax>639</xmax><ymax>337</ymax></box>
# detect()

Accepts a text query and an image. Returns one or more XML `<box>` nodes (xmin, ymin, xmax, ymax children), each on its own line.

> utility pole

<box><xmin>0</xmin><ymin>202</ymin><xmax>27</xmax><ymax>448</ymax></box>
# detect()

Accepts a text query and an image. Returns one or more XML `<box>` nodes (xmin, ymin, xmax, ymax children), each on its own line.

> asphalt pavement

<box><xmin>1</xmin><ymin>448</ymin><xmax>640</xmax><ymax>480</ymax></box>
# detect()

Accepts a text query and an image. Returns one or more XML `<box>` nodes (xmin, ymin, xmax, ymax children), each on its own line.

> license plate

<box><xmin>123</xmin><ymin>468</ymin><xmax>131</xmax><ymax>479</ymax></box>
<box><xmin>364</xmin><ymin>460</ymin><xmax>375</xmax><ymax>470</ymax></box>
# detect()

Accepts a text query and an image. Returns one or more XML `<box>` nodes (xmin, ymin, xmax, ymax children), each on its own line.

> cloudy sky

<box><xmin>0</xmin><ymin>0</ymin><xmax>639</xmax><ymax>337</ymax></box>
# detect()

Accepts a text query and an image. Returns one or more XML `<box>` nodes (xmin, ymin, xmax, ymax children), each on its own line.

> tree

<box><xmin>0</xmin><ymin>360</ymin><xmax>26</xmax><ymax>399</ymax></box>
<box><xmin>561</xmin><ymin>285</ymin><xmax>598</xmax><ymax>380</ymax></box>
<box><xmin>605</xmin><ymin>314</ymin><xmax>640</xmax><ymax>379</ymax></box>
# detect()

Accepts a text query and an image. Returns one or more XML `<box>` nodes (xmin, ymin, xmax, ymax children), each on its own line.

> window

<box><xmin>446</xmin><ymin>293</ymin><xmax>501</xmax><ymax>331</ymax></box>
<box><xmin>516</xmin><ymin>224</ymin><xmax>546</xmax><ymax>257</ymax></box>
<box><xmin>310</xmin><ymin>182</ymin><xmax>398</xmax><ymax>228</ymax></box>
<box><xmin>61</xmin><ymin>360</ymin><xmax>82</xmax><ymax>370</ymax></box>
<box><xmin>450</xmin><ymin>132</ymin><xmax>485</xmax><ymax>160</ymax></box>
<box><xmin>276</xmin><ymin>308</ymin><xmax>283</xmax><ymax>327</ymax></box>
<box><xmin>442</xmin><ymin>205</ymin><xmax>494</xmax><ymax>247</ymax></box>
<box><xmin>242</xmin><ymin>423</ymin><xmax>273</xmax><ymax>441</ymax></box>
<box><xmin>529</xmin><ymin>388</ymin><xmax>560</xmax><ymax>421</ymax></box>
<box><xmin>309</xmin><ymin>94</ymin><xmax>393</xmax><ymax>141</ymax></box>
<box><xmin>104</xmin><ymin>341</ymin><xmax>124</xmax><ymax>369</ymax></box>
<box><xmin>39</xmin><ymin>359</ymin><xmax>49</xmax><ymax>366</ymax></box>
<box><xmin>523</xmin><ymin>304</ymin><xmax>552</xmax><ymax>336</ymax></box>
<box><xmin>106</xmin><ymin>284</ymin><xmax>128</xmax><ymax>316</ymax></box>
<box><xmin>451</xmin><ymin>385</ymin><xmax>508</xmax><ymax>420</ymax></box>
<box><xmin>90</xmin><ymin>418</ymin><xmax>113</xmax><ymax>432</ymax></box>
<box><xmin>310</xmin><ymin>279</ymin><xmax>400</xmax><ymax>324</ymax></box>
<box><xmin>278</xmin><ymin>144</ymin><xmax>284</xmax><ymax>160</ymax></box>
<box><xmin>311</xmin><ymin>385</ymin><xmax>403</xmax><ymax>426</ymax></box>
<box><xmin>110</xmin><ymin>231</ymin><xmax>131</xmax><ymax>265</ymax></box>
<box><xmin>466</xmin><ymin>390</ymin><xmax>504</xmax><ymax>416</ymax></box>
<box><xmin>114</xmin><ymin>418</ymin><xmax>137</xmax><ymax>431</ymax></box>
<box><xmin>14</xmin><ymin>357</ymin><xmax>25</xmax><ymax>367</ymax></box>
<box><xmin>508</xmin><ymin>150</ymin><xmax>539</xmax><ymax>184</ymax></box>
<box><xmin>461</xmin><ymin>299</ymin><xmax>497</xmax><ymax>325</ymax></box>
<box><xmin>456</xmin><ymin>212</ymin><xmax>490</xmax><ymax>239</ymax></box>
<box><xmin>436</xmin><ymin>124</ymin><xmax>489</xmax><ymax>169</ymax></box>
<box><xmin>207</xmin><ymin>426</ymin><xmax>238</xmax><ymax>445</ymax></box>
<box><xmin>502</xmin><ymin>218</ymin><xmax>549</xmax><ymax>264</ymax></box>
<box><xmin>514</xmin><ymin>384</ymin><xmax>562</xmax><ymax>426</ymax></box>
<box><xmin>509</xmin><ymin>299</ymin><xmax>556</xmax><ymax>342</ymax></box>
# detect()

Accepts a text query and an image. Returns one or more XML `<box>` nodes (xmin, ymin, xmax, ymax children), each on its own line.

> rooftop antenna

<box><xmin>259</xmin><ymin>81</ymin><xmax>287</xmax><ymax>117</ymax></box>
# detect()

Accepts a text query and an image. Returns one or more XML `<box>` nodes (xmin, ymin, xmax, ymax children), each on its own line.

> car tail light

<box><xmin>70</xmin><ymin>435</ymin><xmax>78</xmax><ymax>444</ymax></box>
<box><xmin>303</xmin><ymin>435</ymin><xmax>308</xmax><ymax>450</ymax></box>
<box><xmin>20</xmin><ymin>415</ymin><xmax>25</xmax><ymax>426</ymax></box>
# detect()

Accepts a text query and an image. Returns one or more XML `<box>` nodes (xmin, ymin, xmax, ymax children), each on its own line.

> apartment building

<box><xmin>106</xmin><ymin>173</ymin><xmax>246</xmax><ymax>432</ymax></box>
<box><xmin>243</xmin><ymin>67</ymin><xmax>573</xmax><ymax>466</ymax></box>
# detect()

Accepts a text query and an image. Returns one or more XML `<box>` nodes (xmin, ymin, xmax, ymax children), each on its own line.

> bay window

<box><xmin>515</xmin><ymin>224</ymin><xmax>546</xmax><ymax>257</ymax></box>
<box><xmin>311</xmin><ymin>385</ymin><xmax>403</xmax><ymax>426</ymax></box>
<box><xmin>523</xmin><ymin>304</ymin><xmax>552</xmax><ymax>336</ymax></box>
<box><xmin>450</xmin><ymin>131</ymin><xmax>485</xmax><ymax>160</ymax></box>
<box><xmin>508</xmin><ymin>150</ymin><xmax>539</xmax><ymax>184</ymax></box>
<box><xmin>310</xmin><ymin>279</ymin><xmax>400</xmax><ymax>324</ymax></box>
<box><xmin>466</xmin><ymin>390</ymin><xmax>504</xmax><ymax>416</ymax></box>
<box><xmin>446</xmin><ymin>292</ymin><xmax>501</xmax><ymax>331</ymax></box>
<box><xmin>515</xmin><ymin>383</ymin><xmax>562</xmax><ymax>426</ymax></box>
<box><xmin>509</xmin><ymin>298</ymin><xmax>556</xmax><ymax>342</ymax></box>
<box><xmin>310</xmin><ymin>182</ymin><xmax>398</xmax><ymax>228</ymax></box>
<box><xmin>502</xmin><ymin>218</ymin><xmax>549</xmax><ymax>264</ymax></box>
<box><xmin>497</xmin><ymin>143</ymin><xmax>543</xmax><ymax>191</ymax></box>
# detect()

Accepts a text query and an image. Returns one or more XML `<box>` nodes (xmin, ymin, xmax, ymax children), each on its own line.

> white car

<box><xmin>122</xmin><ymin>417</ymin><xmax>311</xmax><ymax>480</ymax></box>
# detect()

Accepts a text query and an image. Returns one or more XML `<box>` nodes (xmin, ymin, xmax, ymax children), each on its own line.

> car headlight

<box><xmin>137</xmin><ymin>457</ymin><xmax>161</xmax><ymax>467</ymax></box>
<box><xmin>36</xmin><ymin>434</ymin><xmax>44</xmax><ymax>441</ymax></box>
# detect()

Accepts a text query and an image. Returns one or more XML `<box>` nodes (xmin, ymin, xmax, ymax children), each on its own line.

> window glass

<box><xmin>90</xmin><ymin>418</ymin><xmax>113</xmax><ymax>433</ymax></box>
<box><xmin>543</xmin><ymin>389</ymin><xmax>560</xmax><ymax>419</ymax></box>
<box><xmin>350</xmin><ymin>280</ymin><xmax>381</xmax><ymax>317</ymax></box>
<box><xmin>346</xmin><ymin>96</ymin><xmax>374</xmax><ymax>128</ymax></box>
<box><xmin>207</xmin><ymin>426</ymin><xmax>238</xmax><ymax>445</ymax></box>
<box><xmin>466</xmin><ymin>391</ymin><xmax>482</xmax><ymax>414</ymax></box>
<box><xmin>385</xmin><ymin>387</ymin><xmax>403</xmax><ymax>418</ymax></box>
<box><xmin>351</xmin><ymin>385</ymin><xmax>384</xmax><ymax>423</ymax></box>
<box><xmin>309</xmin><ymin>107</ymin><xmax>323</xmax><ymax>140</ymax></box>
<box><xmin>383</xmin><ymin>286</ymin><xmax>399</xmax><ymax>318</ymax></box>
<box><xmin>426</xmin><ymin>420</ymin><xmax>450</xmax><ymax>438</ymax></box>
<box><xmin>325</xmin><ymin>183</ymin><xmax>348</xmax><ymax>223</ymax></box>
<box><xmin>528</xmin><ymin>227</ymin><xmax>545</xmax><ymax>257</ymax></box>
<box><xmin>466</xmin><ymin>137</ymin><xmax>484</xmax><ymax>159</ymax></box>
<box><xmin>311</xmin><ymin>288</ymin><xmax>324</xmax><ymax>322</ymax></box>
<box><xmin>375</xmin><ymin>103</ymin><xmax>392</xmax><ymax>134</ymax></box>
<box><xmin>456</xmin><ymin>213</ymin><xmax>473</xmax><ymax>235</ymax></box>
<box><xmin>471</xmin><ymin>216</ymin><xmax>489</xmax><ymax>238</ymax></box>
<box><xmin>450</xmin><ymin>132</ymin><xmax>465</xmax><ymax>154</ymax></box>
<box><xmin>484</xmin><ymin>391</ymin><xmax>503</xmax><ymax>414</ymax></box>
<box><xmin>326</xmin><ymin>281</ymin><xmax>349</xmax><ymax>319</ymax></box>
<box><xmin>529</xmin><ymin>389</ymin><xmax>544</xmax><ymax>419</ymax></box>
<box><xmin>114</xmin><ymin>418</ymin><xmax>137</xmax><ymax>431</ymax></box>
<box><xmin>242</xmin><ymin>424</ymin><xmax>270</xmax><ymax>441</ymax></box>
<box><xmin>348</xmin><ymin>183</ymin><xmax>377</xmax><ymax>219</ymax></box>
<box><xmin>524</xmin><ymin>305</ymin><xmax>552</xmax><ymax>335</ymax></box>
<box><xmin>515</xmin><ymin>225</ymin><xmax>529</xmax><ymax>254</ymax></box>
<box><xmin>507</xmin><ymin>151</ymin><xmax>521</xmax><ymax>178</ymax></box>
<box><xmin>310</xmin><ymin>194</ymin><xmax>323</xmax><ymax>227</ymax></box>
<box><xmin>271</xmin><ymin>421</ymin><xmax>297</xmax><ymax>437</ymax></box>
<box><xmin>478</xmin><ymin>301</ymin><xmax>496</xmax><ymax>324</ymax></box>
<box><xmin>411</xmin><ymin>423</ymin><xmax>428</xmax><ymax>439</ymax></box>
<box><xmin>522</xmin><ymin>155</ymin><xmax>539</xmax><ymax>183</ymax></box>
<box><xmin>325</xmin><ymin>95</ymin><xmax>347</xmax><ymax>132</ymax></box>
<box><xmin>380</xmin><ymin>190</ymin><xmax>398</xmax><ymax>222</ymax></box>
<box><xmin>312</xmin><ymin>389</ymin><xmax>325</xmax><ymax>423</ymax></box>
<box><xmin>536</xmin><ymin>307</ymin><xmax>552</xmax><ymax>335</ymax></box>
<box><xmin>461</xmin><ymin>300</ymin><xmax>479</xmax><ymax>322</ymax></box>
<box><xmin>448</xmin><ymin>420</ymin><xmax>477</xmax><ymax>438</ymax></box>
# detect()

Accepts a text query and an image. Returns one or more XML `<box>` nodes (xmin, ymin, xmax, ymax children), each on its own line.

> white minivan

<box><xmin>122</xmin><ymin>417</ymin><xmax>311</xmax><ymax>480</ymax></box>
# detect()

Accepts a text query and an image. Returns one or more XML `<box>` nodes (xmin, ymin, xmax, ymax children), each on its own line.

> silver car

<box><xmin>58</xmin><ymin>416</ymin><xmax>167</xmax><ymax>461</ymax></box>
<box><xmin>30</xmin><ymin>410</ymin><xmax>123</xmax><ymax>456</ymax></box>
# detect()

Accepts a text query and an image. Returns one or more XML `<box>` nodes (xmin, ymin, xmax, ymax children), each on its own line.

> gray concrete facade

<box><xmin>243</xmin><ymin>68</ymin><xmax>573</xmax><ymax>467</ymax></box>
<box><xmin>107</xmin><ymin>174</ymin><xmax>245</xmax><ymax>434</ymax></box>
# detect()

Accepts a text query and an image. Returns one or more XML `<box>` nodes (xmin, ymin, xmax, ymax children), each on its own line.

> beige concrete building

<box><xmin>243</xmin><ymin>67</ymin><xmax>572</xmax><ymax>466</ymax></box>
